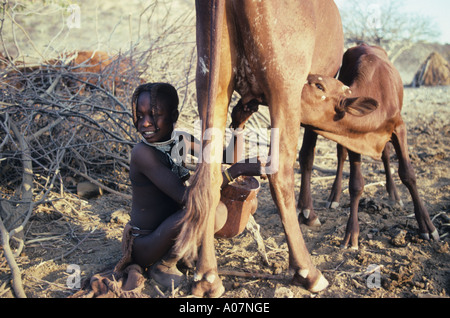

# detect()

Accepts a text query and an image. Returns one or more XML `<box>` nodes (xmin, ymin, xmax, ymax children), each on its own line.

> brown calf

<box><xmin>302</xmin><ymin>45</ymin><xmax>438</xmax><ymax>248</ymax></box>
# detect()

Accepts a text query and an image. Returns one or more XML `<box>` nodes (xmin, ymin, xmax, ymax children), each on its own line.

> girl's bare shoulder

<box><xmin>131</xmin><ymin>142</ymin><xmax>161</xmax><ymax>166</ymax></box>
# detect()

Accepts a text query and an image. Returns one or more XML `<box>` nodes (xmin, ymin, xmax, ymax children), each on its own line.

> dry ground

<box><xmin>1</xmin><ymin>85</ymin><xmax>448</xmax><ymax>299</ymax></box>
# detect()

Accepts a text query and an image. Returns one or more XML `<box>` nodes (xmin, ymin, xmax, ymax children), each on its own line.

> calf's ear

<box><xmin>342</xmin><ymin>97</ymin><xmax>378</xmax><ymax>117</ymax></box>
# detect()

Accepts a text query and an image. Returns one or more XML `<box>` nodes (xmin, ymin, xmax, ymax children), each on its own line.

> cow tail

<box><xmin>174</xmin><ymin>165</ymin><xmax>215</xmax><ymax>262</ymax></box>
<box><xmin>174</xmin><ymin>0</ymin><xmax>225</xmax><ymax>263</ymax></box>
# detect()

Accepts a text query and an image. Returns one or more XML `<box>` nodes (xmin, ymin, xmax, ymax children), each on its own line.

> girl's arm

<box><xmin>131</xmin><ymin>144</ymin><xmax>187</xmax><ymax>205</ymax></box>
<box><xmin>221</xmin><ymin>158</ymin><xmax>265</xmax><ymax>188</ymax></box>
<box><xmin>177</xmin><ymin>100</ymin><xmax>262</xmax><ymax>188</ymax></box>
<box><xmin>176</xmin><ymin>101</ymin><xmax>256</xmax><ymax>166</ymax></box>
<box><xmin>221</xmin><ymin>99</ymin><xmax>264</xmax><ymax>187</ymax></box>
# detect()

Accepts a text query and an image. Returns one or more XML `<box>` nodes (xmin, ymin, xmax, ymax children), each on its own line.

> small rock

<box><xmin>110</xmin><ymin>208</ymin><xmax>130</xmax><ymax>225</ymax></box>
<box><xmin>272</xmin><ymin>262</ymin><xmax>283</xmax><ymax>275</ymax></box>
<box><xmin>390</xmin><ymin>229</ymin><xmax>407</xmax><ymax>247</ymax></box>
<box><xmin>414</xmin><ymin>281</ymin><xmax>426</xmax><ymax>289</ymax></box>
<box><xmin>77</xmin><ymin>181</ymin><xmax>102</xmax><ymax>199</ymax></box>
<box><xmin>236</xmin><ymin>288</ymin><xmax>250</xmax><ymax>297</ymax></box>
<box><xmin>274</xmin><ymin>285</ymin><xmax>294</xmax><ymax>298</ymax></box>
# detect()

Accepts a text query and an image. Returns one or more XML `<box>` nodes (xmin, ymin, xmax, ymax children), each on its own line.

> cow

<box><xmin>1</xmin><ymin>50</ymin><xmax>138</xmax><ymax>93</ymax></box>
<box><xmin>0</xmin><ymin>52</ymin><xmax>8</xmax><ymax>69</ymax></box>
<box><xmin>58</xmin><ymin>50</ymin><xmax>138</xmax><ymax>92</ymax></box>
<box><xmin>299</xmin><ymin>44</ymin><xmax>439</xmax><ymax>248</ymax></box>
<box><xmin>173</xmin><ymin>0</ymin><xmax>344</xmax><ymax>297</ymax></box>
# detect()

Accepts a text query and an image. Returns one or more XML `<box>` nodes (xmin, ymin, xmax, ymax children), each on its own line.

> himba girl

<box><xmin>115</xmin><ymin>82</ymin><xmax>263</xmax><ymax>290</ymax></box>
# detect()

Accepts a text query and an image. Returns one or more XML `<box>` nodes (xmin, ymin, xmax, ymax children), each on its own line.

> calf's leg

<box><xmin>391</xmin><ymin>123</ymin><xmax>439</xmax><ymax>240</ymax></box>
<box><xmin>381</xmin><ymin>142</ymin><xmax>403</xmax><ymax>207</ymax></box>
<box><xmin>298</xmin><ymin>129</ymin><xmax>321</xmax><ymax>226</ymax></box>
<box><xmin>326</xmin><ymin>144</ymin><xmax>348</xmax><ymax>209</ymax></box>
<box><xmin>342</xmin><ymin>150</ymin><xmax>364</xmax><ymax>249</ymax></box>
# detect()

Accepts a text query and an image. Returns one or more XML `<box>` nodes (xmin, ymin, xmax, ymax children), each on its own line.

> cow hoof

<box><xmin>420</xmin><ymin>229</ymin><xmax>440</xmax><ymax>241</ymax></box>
<box><xmin>326</xmin><ymin>201</ymin><xmax>340</xmax><ymax>209</ymax></box>
<box><xmin>309</xmin><ymin>274</ymin><xmax>329</xmax><ymax>293</ymax></box>
<box><xmin>431</xmin><ymin>229</ymin><xmax>440</xmax><ymax>241</ymax></box>
<box><xmin>292</xmin><ymin>268</ymin><xmax>329</xmax><ymax>293</ymax></box>
<box><xmin>310</xmin><ymin>218</ymin><xmax>322</xmax><ymax>227</ymax></box>
<box><xmin>191</xmin><ymin>271</ymin><xmax>225</xmax><ymax>298</ymax></box>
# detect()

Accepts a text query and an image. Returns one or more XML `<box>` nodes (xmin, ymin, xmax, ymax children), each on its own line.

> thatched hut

<box><xmin>411</xmin><ymin>52</ymin><xmax>450</xmax><ymax>87</ymax></box>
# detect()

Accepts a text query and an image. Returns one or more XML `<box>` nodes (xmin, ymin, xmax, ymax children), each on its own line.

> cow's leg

<box><xmin>326</xmin><ymin>144</ymin><xmax>348</xmax><ymax>209</ymax></box>
<box><xmin>181</xmin><ymin>0</ymin><xmax>236</xmax><ymax>297</ymax></box>
<box><xmin>190</xmin><ymin>92</ymin><xmax>231</xmax><ymax>298</ymax></box>
<box><xmin>297</xmin><ymin>129</ymin><xmax>321</xmax><ymax>226</ymax></box>
<box><xmin>391</xmin><ymin>123</ymin><xmax>439</xmax><ymax>240</ymax></box>
<box><xmin>234</xmin><ymin>0</ymin><xmax>327</xmax><ymax>292</ymax></box>
<box><xmin>342</xmin><ymin>150</ymin><xmax>364</xmax><ymax>249</ymax></box>
<box><xmin>268</xmin><ymin>97</ymin><xmax>328</xmax><ymax>293</ymax></box>
<box><xmin>191</xmin><ymin>183</ymin><xmax>224</xmax><ymax>298</ymax></box>
<box><xmin>381</xmin><ymin>142</ymin><xmax>403</xmax><ymax>207</ymax></box>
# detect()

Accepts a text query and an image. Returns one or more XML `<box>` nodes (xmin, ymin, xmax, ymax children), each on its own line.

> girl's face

<box><xmin>135</xmin><ymin>91</ymin><xmax>177</xmax><ymax>143</ymax></box>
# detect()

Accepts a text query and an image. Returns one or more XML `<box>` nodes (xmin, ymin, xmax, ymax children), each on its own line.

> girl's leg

<box><xmin>132</xmin><ymin>210</ymin><xmax>185</xmax><ymax>288</ymax></box>
<box><xmin>131</xmin><ymin>203</ymin><xmax>228</xmax><ymax>288</ymax></box>
<box><xmin>132</xmin><ymin>210</ymin><xmax>185</xmax><ymax>268</ymax></box>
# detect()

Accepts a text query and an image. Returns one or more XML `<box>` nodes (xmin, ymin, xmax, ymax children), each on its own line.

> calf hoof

<box><xmin>325</xmin><ymin>201</ymin><xmax>340</xmax><ymax>209</ymax></box>
<box><xmin>388</xmin><ymin>199</ymin><xmax>404</xmax><ymax>209</ymax></box>
<box><xmin>340</xmin><ymin>244</ymin><xmax>359</xmax><ymax>251</ymax></box>
<box><xmin>297</xmin><ymin>209</ymin><xmax>321</xmax><ymax>227</ymax></box>
<box><xmin>341</xmin><ymin>233</ymin><xmax>359</xmax><ymax>250</ymax></box>
<box><xmin>292</xmin><ymin>268</ymin><xmax>329</xmax><ymax>293</ymax></box>
<box><xmin>192</xmin><ymin>271</ymin><xmax>225</xmax><ymax>298</ymax></box>
<box><xmin>420</xmin><ymin>229</ymin><xmax>440</xmax><ymax>241</ymax></box>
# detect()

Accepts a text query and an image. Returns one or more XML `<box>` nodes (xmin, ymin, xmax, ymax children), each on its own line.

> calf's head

<box><xmin>301</xmin><ymin>74</ymin><xmax>378</xmax><ymax>124</ymax></box>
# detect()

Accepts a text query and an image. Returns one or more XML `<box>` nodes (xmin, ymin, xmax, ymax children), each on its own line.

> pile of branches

<box><xmin>0</xmin><ymin>0</ymin><xmax>200</xmax><ymax>298</ymax></box>
<box><xmin>0</xmin><ymin>49</ymin><xmax>147</xmax><ymax>297</ymax></box>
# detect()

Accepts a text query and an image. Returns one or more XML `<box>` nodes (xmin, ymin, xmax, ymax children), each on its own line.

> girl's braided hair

<box><xmin>131</xmin><ymin>82</ymin><xmax>179</xmax><ymax>127</ymax></box>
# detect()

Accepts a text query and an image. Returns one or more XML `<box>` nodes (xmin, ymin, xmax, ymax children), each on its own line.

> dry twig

<box><xmin>218</xmin><ymin>269</ymin><xmax>285</xmax><ymax>280</ymax></box>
